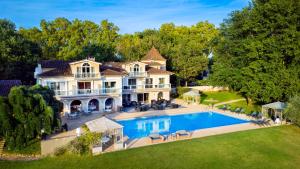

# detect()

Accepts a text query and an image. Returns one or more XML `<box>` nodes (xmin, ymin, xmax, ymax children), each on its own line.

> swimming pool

<box><xmin>117</xmin><ymin>112</ymin><xmax>249</xmax><ymax>139</ymax></box>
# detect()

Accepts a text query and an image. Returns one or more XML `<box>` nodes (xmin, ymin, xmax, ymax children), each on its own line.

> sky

<box><xmin>0</xmin><ymin>0</ymin><xmax>249</xmax><ymax>34</ymax></box>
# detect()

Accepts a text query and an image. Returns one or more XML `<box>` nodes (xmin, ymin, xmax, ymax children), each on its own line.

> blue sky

<box><xmin>0</xmin><ymin>0</ymin><xmax>249</xmax><ymax>34</ymax></box>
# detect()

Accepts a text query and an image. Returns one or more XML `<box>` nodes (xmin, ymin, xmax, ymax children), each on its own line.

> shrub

<box><xmin>54</xmin><ymin>146</ymin><xmax>68</xmax><ymax>156</ymax></box>
<box><xmin>285</xmin><ymin>95</ymin><xmax>300</xmax><ymax>126</ymax></box>
<box><xmin>54</xmin><ymin>132</ymin><xmax>101</xmax><ymax>156</ymax></box>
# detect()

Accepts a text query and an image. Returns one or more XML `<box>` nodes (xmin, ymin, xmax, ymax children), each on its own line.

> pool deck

<box><xmin>41</xmin><ymin>99</ymin><xmax>275</xmax><ymax>155</ymax></box>
<box><xmin>106</xmin><ymin>99</ymin><xmax>275</xmax><ymax>149</ymax></box>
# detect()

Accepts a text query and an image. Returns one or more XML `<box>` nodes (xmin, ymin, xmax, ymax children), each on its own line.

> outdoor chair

<box><xmin>220</xmin><ymin>104</ymin><xmax>227</xmax><ymax>110</ymax></box>
<box><xmin>171</xmin><ymin>103</ymin><xmax>179</xmax><ymax>108</ymax></box>
<box><xmin>149</xmin><ymin>133</ymin><xmax>164</xmax><ymax>143</ymax></box>
<box><xmin>234</xmin><ymin>108</ymin><xmax>241</xmax><ymax>113</ymax></box>
<box><xmin>176</xmin><ymin>130</ymin><xmax>190</xmax><ymax>139</ymax></box>
<box><xmin>249</xmin><ymin>111</ymin><xmax>258</xmax><ymax>117</ymax></box>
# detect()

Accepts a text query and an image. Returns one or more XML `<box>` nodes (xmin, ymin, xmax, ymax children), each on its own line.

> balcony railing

<box><xmin>74</xmin><ymin>73</ymin><xmax>99</xmax><ymax>79</ymax></box>
<box><xmin>128</xmin><ymin>72</ymin><xmax>147</xmax><ymax>77</ymax></box>
<box><xmin>123</xmin><ymin>84</ymin><xmax>171</xmax><ymax>92</ymax></box>
<box><xmin>54</xmin><ymin>88</ymin><xmax>120</xmax><ymax>96</ymax></box>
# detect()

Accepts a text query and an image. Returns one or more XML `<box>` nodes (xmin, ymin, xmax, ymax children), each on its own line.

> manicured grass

<box><xmin>4</xmin><ymin>139</ymin><xmax>41</xmax><ymax>155</ymax></box>
<box><xmin>218</xmin><ymin>100</ymin><xmax>261</xmax><ymax>114</ymax></box>
<box><xmin>1</xmin><ymin>126</ymin><xmax>300</xmax><ymax>169</ymax></box>
<box><xmin>201</xmin><ymin>91</ymin><xmax>244</xmax><ymax>105</ymax></box>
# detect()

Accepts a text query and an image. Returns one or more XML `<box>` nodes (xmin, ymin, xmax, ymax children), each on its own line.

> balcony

<box><xmin>123</xmin><ymin>84</ymin><xmax>171</xmax><ymax>92</ymax></box>
<box><xmin>74</xmin><ymin>73</ymin><xmax>99</xmax><ymax>79</ymax></box>
<box><xmin>128</xmin><ymin>72</ymin><xmax>147</xmax><ymax>77</ymax></box>
<box><xmin>53</xmin><ymin>88</ymin><xmax>120</xmax><ymax>97</ymax></box>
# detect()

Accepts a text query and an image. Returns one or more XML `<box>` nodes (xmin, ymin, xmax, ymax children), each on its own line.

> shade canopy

<box><xmin>262</xmin><ymin>101</ymin><xmax>286</xmax><ymax>110</ymax></box>
<box><xmin>85</xmin><ymin>116</ymin><xmax>123</xmax><ymax>133</ymax></box>
<box><xmin>262</xmin><ymin>101</ymin><xmax>286</xmax><ymax>124</ymax></box>
<box><xmin>183</xmin><ymin>90</ymin><xmax>200</xmax><ymax>97</ymax></box>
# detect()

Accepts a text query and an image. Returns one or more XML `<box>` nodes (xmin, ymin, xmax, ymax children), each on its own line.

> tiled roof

<box><xmin>146</xmin><ymin>67</ymin><xmax>173</xmax><ymax>75</ymax></box>
<box><xmin>141</xmin><ymin>47</ymin><xmax>166</xmax><ymax>61</ymax></box>
<box><xmin>148</xmin><ymin>62</ymin><xmax>162</xmax><ymax>66</ymax></box>
<box><xmin>40</xmin><ymin>60</ymin><xmax>70</xmax><ymax>68</ymax></box>
<box><xmin>39</xmin><ymin>60</ymin><xmax>73</xmax><ymax>77</ymax></box>
<box><xmin>0</xmin><ymin>80</ymin><xmax>22</xmax><ymax>96</ymax></box>
<box><xmin>101</xmin><ymin>63</ymin><xmax>127</xmax><ymax>76</ymax></box>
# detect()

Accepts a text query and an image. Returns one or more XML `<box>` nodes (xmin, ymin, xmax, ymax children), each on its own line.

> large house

<box><xmin>34</xmin><ymin>47</ymin><xmax>173</xmax><ymax>114</ymax></box>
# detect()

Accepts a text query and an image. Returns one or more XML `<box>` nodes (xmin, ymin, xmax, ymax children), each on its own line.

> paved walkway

<box><xmin>214</xmin><ymin>98</ymin><xmax>246</xmax><ymax>106</ymax></box>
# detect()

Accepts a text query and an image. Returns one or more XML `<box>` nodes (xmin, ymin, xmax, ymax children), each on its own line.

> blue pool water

<box><xmin>117</xmin><ymin>112</ymin><xmax>249</xmax><ymax>139</ymax></box>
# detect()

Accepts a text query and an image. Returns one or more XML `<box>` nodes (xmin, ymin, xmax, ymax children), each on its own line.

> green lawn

<box><xmin>201</xmin><ymin>91</ymin><xmax>244</xmax><ymax>105</ymax></box>
<box><xmin>217</xmin><ymin>100</ymin><xmax>261</xmax><ymax>114</ymax></box>
<box><xmin>1</xmin><ymin>126</ymin><xmax>300</xmax><ymax>169</ymax></box>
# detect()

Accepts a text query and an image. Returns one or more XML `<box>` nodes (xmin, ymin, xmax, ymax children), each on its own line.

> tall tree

<box><xmin>19</xmin><ymin>18</ymin><xmax>120</xmax><ymax>62</ymax></box>
<box><xmin>0</xmin><ymin>19</ymin><xmax>41</xmax><ymax>84</ymax></box>
<box><xmin>211</xmin><ymin>0</ymin><xmax>300</xmax><ymax>103</ymax></box>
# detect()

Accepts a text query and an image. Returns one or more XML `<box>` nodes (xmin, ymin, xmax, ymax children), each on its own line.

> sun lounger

<box><xmin>149</xmin><ymin>133</ymin><xmax>164</xmax><ymax>143</ymax></box>
<box><xmin>175</xmin><ymin>130</ymin><xmax>190</xmax><ymax>139</ymax></box>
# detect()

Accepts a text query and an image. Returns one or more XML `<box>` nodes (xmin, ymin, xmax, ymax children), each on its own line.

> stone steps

<box><xmin>0</xmin><ymin>138</ymin><xmax>5</xmax><ymax>155</ymax></box>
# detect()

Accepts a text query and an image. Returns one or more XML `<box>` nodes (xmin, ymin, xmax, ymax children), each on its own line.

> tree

<box><xmin>117</xmin><ymin>21</ymin><xmax>219</xmax><ymax>86</ymax></box>
<box><xmin>0</xmin><ymin>85</ymin><xmax>61</xmax><ymax>150</ymax></box>
<box><xmin>211</xmin><ymin>0</ymin><xmax>300</xmax><ymax>103</ymax></box>
<box><xmin>285</xmin><ymin>95</ymin><xmax>300</xmax><ymax>126</ymax></box>
<box><xmin>0</xmin><ymin>19</ymin><xmax>41</xmax><ymax>84</ymax></box>
<box><xmin>19</xmin><ymin>18</ymin><xmax>120</xmax><ymax>62</ymax></box>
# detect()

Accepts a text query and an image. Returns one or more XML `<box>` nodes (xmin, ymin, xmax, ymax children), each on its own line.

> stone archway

<box><xmin>70</xmin><ymin>100</ymin><xmax>81</xmax><ymax>113</ymax></box>
<box><xmin>105</xmin><ymin>98</ymin><xmax>114</xmax><ymax>112</ymax></box>
<box><xmin>88</xmin><ymin>99</ymin><xmax>99</xmax><ymax>111</ymax></box>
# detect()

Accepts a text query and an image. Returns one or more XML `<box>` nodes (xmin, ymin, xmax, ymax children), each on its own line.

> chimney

<box><xmin>87</xmin><ymin>56</ymin><xmax>95</xmax><ymax>61</ymax></box>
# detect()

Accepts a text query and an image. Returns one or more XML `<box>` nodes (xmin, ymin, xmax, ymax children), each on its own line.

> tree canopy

<box><xmin>19</xmin><ymin>18</ymin><xmax>119</xmax><ymax>62</ymax></box>
<box><xmin>117</xmin><ymin>22</ymin><xmax>219</xmax><ymax>85</ymax></box>
<box><xmin>0</xmin><ymin>85</ymin><xmax>61</xmax><ymax>150</ymax></box>
<box><xmin>0</xmin><ymin>19</ymin><xmax>41</xmax><ymax>84</ymax></box>
<box><xmin>210</xmin><ymin>0</ymin><xmax>300</xmax><ymax>103</ymax></box>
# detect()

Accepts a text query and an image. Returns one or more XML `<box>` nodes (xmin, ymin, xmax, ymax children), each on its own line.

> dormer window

<box><xmin>133</xmin><ymin>64</ymin><xmax>139</xmax><ymax>72</ymax></box>
<box><xmin>82</xmin><ymin>63</ymin><xmax>90</xmax><ymax>73</ymax></box>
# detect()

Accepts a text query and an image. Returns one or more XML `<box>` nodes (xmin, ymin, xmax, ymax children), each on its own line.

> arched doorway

<box><xmin>105</xmin><ymin>98</ymin><xmax>114</xmax><ymax>112</ymax></box>
<box><xmin>88</xmin><ymin>99</ymin><xmax>99</xmax><ymax>111</ymax></box>
<box><xmin>157</xmin><ymin>92</ymin><xmax>163</xmax><ymax>100</ymax></box>
<box><xmin>70</xmin><ymin>100</ymin><xmax>81</xmax><ymax>113</ymax></box>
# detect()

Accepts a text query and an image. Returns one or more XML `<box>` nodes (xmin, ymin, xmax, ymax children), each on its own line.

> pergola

<box><xmin>262</xmin><ymin>101</ymin><xmax>286</xmax><ymax>123</ymax></box>
<box><xmin>85</xmin><ymin>116</ymin><xmax>124</xmax><ymax>151</ymax></box>
<box><xmin>183</xmin><ymin>90</ymin><xmax>200</xmax><ymax>104</ymax></box>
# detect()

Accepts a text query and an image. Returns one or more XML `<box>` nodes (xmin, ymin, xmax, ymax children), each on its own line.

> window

<box><xmin>82</xmin><ymin>63</ymin><xmax>90</xmax><ymax>73</ymax></box>
<box><xmin>104</xmin><ymin>82</ymin><xmax>116</xmax><ymax>88</ymax></box>
<box><xmin>133</xmin><ymin>64</ymin><xmax>139</xmax><ymax>72</ymax></box>
<box><xmin>128</xmin><ymin>79</ymin><xmax>136</xmax><ymax>89</ymax></box>
<box><xmin>47</xmin><ymin>82</ymin><xmax>65</xmax><ymax>91</ymax></box>
<box><xmin>159</xmin><ymin>78</ymin><xmax>165</xmax><ymax>84</ymax></box>
<box><xmin>78</xmin><ymin>82</ymin><xmax>91</xmax><ymax>89</ymax></box>
<box><xmin>145</xmin><ymin>78</ymin><xmax>153</xmax><ymax>88</ymax></box>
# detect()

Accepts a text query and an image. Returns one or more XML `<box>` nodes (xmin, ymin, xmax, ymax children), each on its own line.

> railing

<box><xmin>128</xmin><ymin>72</ymin><xmax>147</xmax><ymax>77</ymax></box>
<box><xmin>123</xmin><ymin>84</ymin><xmax>171</xmax><ymax>92</ymax></box>
<box><xmin>54</xmin><ymin>88</ymin><xmax>120</xmax><ymax>96</ymax></box>
<box><xmin>74</xmin><ymin>73</ymin><xmax>99</xmax><ymax>79</ymax></box>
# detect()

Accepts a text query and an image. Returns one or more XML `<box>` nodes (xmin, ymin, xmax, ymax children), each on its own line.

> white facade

<box><xmin>35</xmin><ymin>56</ymin><xmax>172</xmax><ymax>114</ymax></box>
